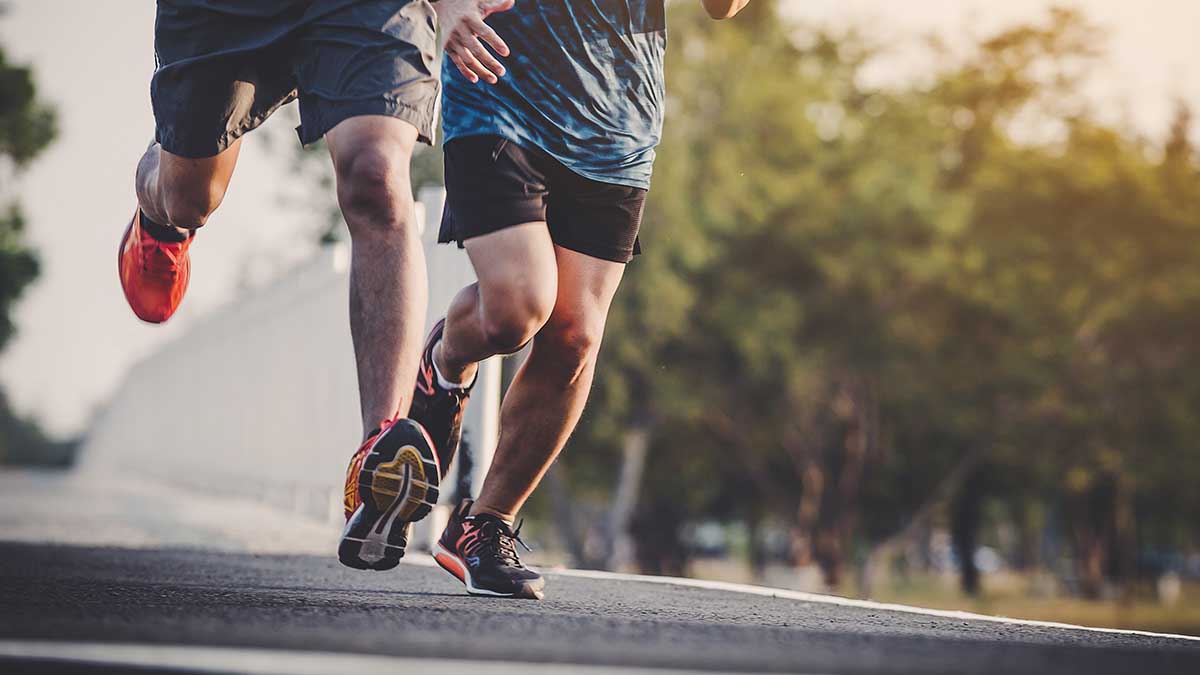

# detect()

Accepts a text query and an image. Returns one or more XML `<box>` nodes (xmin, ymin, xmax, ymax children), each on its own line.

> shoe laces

<box><xmin>142</xmin><ymin>241</ymin><xmax>184</xmax><ymax>280</ymax></box>
<box><xmin>445</xmin><ymin>385</ymin><xmax>471</xmax><ymax>410</ymax></box>
<box><xmin>465</xmin><ymin>517</ymin><xmax>532</xmax><ymax>568</ymax></box>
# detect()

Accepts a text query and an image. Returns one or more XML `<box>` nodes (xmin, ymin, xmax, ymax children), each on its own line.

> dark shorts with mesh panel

<box><xmin>152</xmin><ymin>0</ymin><xmax>439</xmax><ymax>158</ymax></box>
<box><xmin>439</xmin><ymin>135</ymin><xmax>645</xmax><ymax>264</ymax></box>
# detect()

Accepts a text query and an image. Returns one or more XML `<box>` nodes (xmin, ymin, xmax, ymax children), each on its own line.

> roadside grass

<box><xmin>869</xmin><ymin>574</ymin><xmax>1200</xmax><ymax>638</ymax></box>
<box><xmin>689</xmin><ymin>559</ymin><xmax>1200</xmax><ymax>637</ymax></box>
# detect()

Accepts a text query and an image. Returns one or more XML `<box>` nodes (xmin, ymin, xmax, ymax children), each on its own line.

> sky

<box><xmin>0</xmin><ymin>0</ymin><xmax>1197</xmax><ymax>438</ymax></box>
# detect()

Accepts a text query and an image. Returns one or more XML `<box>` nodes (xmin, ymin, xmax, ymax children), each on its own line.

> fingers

<box><xmin>468</xmin><ymin>17</ymin><xmax>510</xmax><ymax>57</ymax></box>
<box><xmin>462</xmin><ymin>35</ymin><xmax>506</xmax><ymax>80</ymax></box>
<box><xmin>447</xmin><ymin>51</ymin><xmax>479</xmax><ymax>84</ymax></box>
<box><xmin>455</xmin><ymin>43</ymin><xmax>497</xmax><ymax>84</ymax></box>
<box><xmin>445</xmin><ymin>25</ymin><xmax>507</xmax><ymax>84</ymax></box>
<box><xmin>439</xmin><ymin>1</ymin><xmax>512</xmax><ymax>85</ymax></box>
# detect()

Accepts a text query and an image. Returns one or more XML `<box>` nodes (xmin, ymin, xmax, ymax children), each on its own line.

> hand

<box><xmin>436</xmin><ymin>0</ymin><xmax>514</xmax><ymax>84</ymax></box>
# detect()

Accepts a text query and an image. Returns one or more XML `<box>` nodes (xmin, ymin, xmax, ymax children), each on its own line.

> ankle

<box><xmin>139</xmin><ymin>208</ymin><xmax>190</xmax><ymax>242</ymax></box>
<box><xmin>433</xmin><ymin>340</ymin><xmax>478</xmax><ymax>389</ymax></box>
<box><xmin>468</xmin><ymin>502</ymin><xmax>516</xmax><ymax>524</ymax></box>
<box><xmin>360</xmin><ymin>422</ymin><xmax>384</xmax><ymax>444</ymax></box>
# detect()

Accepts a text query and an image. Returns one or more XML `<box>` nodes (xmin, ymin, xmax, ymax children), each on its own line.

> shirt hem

<box><xmin>442</xmin><ymin>128</ymin><xmax>653</xmax><ymax>191</ymax></box>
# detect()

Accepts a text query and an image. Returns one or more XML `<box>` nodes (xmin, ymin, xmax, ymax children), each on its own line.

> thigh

<box><xmin>152</xmin><ymin>1</ymin><xmax>302</xmax><ymax>158</ymax></box>
<box><xmin>295</xmin><ymin>0</ymin><xmax>440</xmax><ymax>146</ymax></box>
<box><xmin>464</xmin><ymin>223</ymin><xmax>560</xmax><ymax>315</ymax></box>
<box><xmin>546</xmin><ymin>245</ymin><xmax>627</xmax><ymax>333</ymax></box>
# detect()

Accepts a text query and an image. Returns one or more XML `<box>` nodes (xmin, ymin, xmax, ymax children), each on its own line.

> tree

<box><xmin>0</xmin><ymin>40</ymin><xmax>64</xmax><ymax>465</ymax></box>
<box><xmin>0</xmin><ymin>43</ymin><xmax>53</xmax><ymax>348</ymax></box>
<box><xmin>561</xmin><ymin>2</ymin><xmax>1200</xmax><ymax>601</ymax></box>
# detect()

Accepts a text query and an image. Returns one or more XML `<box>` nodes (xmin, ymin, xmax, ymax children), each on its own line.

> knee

<box><xmin>335</xmin><ymin>142</ymin><xmax>416</xmax><ymax>238</ymax></box>
<box><xmin>534</xmin><ymin>312</ymin><xmax>605</xmax><ymax>380</ymax></box>
<box><xmin>161</xmin><ymin>180</ymin><xmax>224</xmax><ymax>229</ymax></box>
<box><xmin>480</xmin><ymin>283</ymin><xmax>557</xmax><ymax>353</ymax></box>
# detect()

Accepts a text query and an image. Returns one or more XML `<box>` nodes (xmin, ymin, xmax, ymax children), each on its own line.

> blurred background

<box><xmin>1</xmin><ymin>0</ymin><xmax>1198</xmax><ymax>636</ymax></box>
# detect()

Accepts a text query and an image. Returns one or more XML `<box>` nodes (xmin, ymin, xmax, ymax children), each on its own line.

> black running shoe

<box><xmin>433</xmin><ymin>499</ymin><xmax>545</xmax><ymax>599</ymax></box>
<box><xmin>338</xmin><ymin>417</ymin><xmax>440</xmax><ymax>571</ymax></box>
<box><xmin>411</xmin><ymin>318</ymin><xmax>474</xmax><ymax>475</ymax></box>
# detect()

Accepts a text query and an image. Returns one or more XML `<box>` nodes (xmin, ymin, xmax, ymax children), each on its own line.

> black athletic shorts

<box><xmin>438</xmin><ymin>136</ymin><xmax>645</xmax><ymax>264</ymax></box>
<box><xmin>152</xmin><ymin>0</ymin><xmax>439</xmax><ymax>158</ymax></box>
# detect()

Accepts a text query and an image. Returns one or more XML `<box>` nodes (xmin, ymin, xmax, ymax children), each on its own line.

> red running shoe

<box><xmin>117</xmin><ymin>209</ymin><xmax>192</xmax><ymax>323</ymax></box>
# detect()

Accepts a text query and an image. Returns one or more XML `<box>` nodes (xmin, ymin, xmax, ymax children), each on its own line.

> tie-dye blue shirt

<box><xmin>441</xmin><ymin>0</ymin><xmax>666</xmax><ymax>190</ymax></box>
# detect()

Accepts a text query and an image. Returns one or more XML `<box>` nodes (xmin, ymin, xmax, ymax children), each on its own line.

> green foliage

<box><xmin>0</xmin><ymin>389</ymin><xmax>74</xmax><ymax>466</ymax></box>
<box><xmin>0</xmin><ymin>45</ymin><xmax>52</xmax><ymax>352</ymax></box>
<box><xmin>562</xmin><ymin>1</ymin><xmax>1200</xmax><ymax>587</ymax></box>
<box><xmin>264</xmin><ymin>1</ymin><xmax>1199</xmax><ymax>589</ymax></box>
<box><xmin>0</xmin><ymin>46</ymin><xmax>56</xmax><ymax>168</ymax></box>
<box><xmin>0</xmin><ymin>41</ymin><xmax>62</xmax><ymax>465</ymax></box>
<box><xmin>0</xmin><ymin>205</ymin><xmax>38</xmax><ymax>351</ymax></box>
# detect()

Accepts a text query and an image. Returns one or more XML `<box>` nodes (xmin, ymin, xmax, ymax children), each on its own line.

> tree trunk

<box><xmin>1014</xmin><ymin>500</ymin><xmax>1044</xmax><ymax>572</ymax></box>
<box><xmin>791</xmin><ymin>455</ymin><xmax>824</xmax><ymax>568</ymax></box>
<box><xmin>1070</xmin><ymin>474</ymin><xmax>1114</xmax><ymax>600</ymax></box>
<box><xmin>747</xmin><ymin>513</ymin><xmax>767</xmax><ymax>581</ymax></box>
<box><xmin>951</xmin><ymin>465</ymin><xmax>985</xmax><ymax>596</ymax></box>
<box><xmin>546</xmin><ymin>465</ymin><xmax>588</xmax><ymax>566</ymax></box>
<box><xmin>1069</xmin><ymin>468</ymin><xmax>1136</xmax><ymax>600</ymax></box>
<box><xmin>814</xmin><ymin>376</ymin><xmax>877</xmax><ymax>589</ymax></box>
<box><xmin>1112</xmin><ymin>472</ymin><xmax>1136</xmax><ymax>586</ymax></box>
<box><xmin>631</xmin><ymin>496</ymin><xmax>688</xmax><ymax>576</ymax></box>
<box><xmin>604</xmin><ymin>423</ymin><xmax>651</xmax><ymax>570</ymax></box>
<box><xmin>861</xmin><ymin>446</ymin><xmax>985</xmax><ymax>597</ymax></box>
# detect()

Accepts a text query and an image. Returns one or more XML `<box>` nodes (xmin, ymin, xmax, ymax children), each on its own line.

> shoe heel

<box><xmin>359</xmin><ymin>420</ymin><xmax>440</xmax><ymax>525</ymax></box>
<box><xmin>337</xmin><ymin>419</ymin><xmax>440</xmax><ymax>571</ymax></box>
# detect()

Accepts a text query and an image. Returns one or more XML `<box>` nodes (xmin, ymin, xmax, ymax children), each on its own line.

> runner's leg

<box><xmin>435</xmin><ymin>222</ymin><xmax>559</xmax><ymax>385</ymax></box>
<box><xmin>470</xmin><ymin>245</ymin><xmax>625</xmax><ymax>520</ymax></box>
<box><xmin>135</xmin><ymin>139</ymin><xmax>242</xmax><ymax>235</ymax></box>
<box><xmin>326</xmin><ymin>115</ymin><xmax>428</xmax><ymax>438</ymax></box>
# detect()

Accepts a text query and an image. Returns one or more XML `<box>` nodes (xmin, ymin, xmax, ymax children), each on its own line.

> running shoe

<box><xmin>339</xmin><ymin>416</ymin><xmax>440</xmax><ymax>570</ymax></box>
<box><xmin>433</xmin><ymin>499</ymin><xmax>545</xmax><ymax>599</ymax></box>
<box><xmin>410</xmin><ymin>318</ymin><xmax>474</xmax><ymax>475</ymax></box>
<box><xmin>118</xmin><ymin>209</ymin><xmax>193</xmax><ymax>323</ymax></box>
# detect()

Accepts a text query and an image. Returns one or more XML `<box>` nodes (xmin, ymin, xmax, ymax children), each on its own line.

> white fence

<box><xmin>80</xmin><ymin>189</ymin><xmax>498</xmax><ymax>547</ymax></box>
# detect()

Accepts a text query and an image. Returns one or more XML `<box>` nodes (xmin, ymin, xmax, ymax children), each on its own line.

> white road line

<box><xmin>404</xmin><ymin>554</ymin><xmax>1200</xmax><ymax>643</ymax></box>
<box><xmin>0</xmin><ymin>640</ymin><xmax>787</xmax><ymax>675</ymax></box>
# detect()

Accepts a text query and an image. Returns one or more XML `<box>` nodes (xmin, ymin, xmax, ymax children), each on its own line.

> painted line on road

<box><xmin>0</xmin><ymin>640</ymin><xmax>793</xmax><ymax>675</ymax></box>
<box><xmin>403</xmin><ymin>555</ymin><xmax>1200</xmax><ymax>643</ymax></box>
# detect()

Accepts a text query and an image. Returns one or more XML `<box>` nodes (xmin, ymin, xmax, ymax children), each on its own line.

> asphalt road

<box><xmin>1</xmin><ymin>543</ymin><xmax>1198</xmax><ymax>674</ymax></box>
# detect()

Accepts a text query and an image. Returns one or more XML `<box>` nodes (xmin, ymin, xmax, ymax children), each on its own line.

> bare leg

<box><xmin>135</xmin><ymin>138</ymin><xmax>242</xmax><ymax>232</ymax></box>
<box><xmin>325</xmin><ymin>116</ymin><xmax>427</xmax><ymax>439</ymax></box>
<box><xmin>434</xmin><ymin>223</ymin><xmax>559</xmax><ymax>384</ymax></box>
<box><xmin>471</xmin><ymin>246</ymin><xmax>626</xmax><ymax>520</ymax></box>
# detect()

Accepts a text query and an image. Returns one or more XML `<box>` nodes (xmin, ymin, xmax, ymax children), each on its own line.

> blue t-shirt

<box><xmin>441</xmin><ymin>0</ymin><xmax>666</xmax><ymax>190</ymax></box>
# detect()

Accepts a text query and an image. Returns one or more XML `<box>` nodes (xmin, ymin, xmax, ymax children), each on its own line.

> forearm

<box><xmin>700</xmin><ymin>0</ymin><xmax>750</xmax><ymax>19</ymax></box>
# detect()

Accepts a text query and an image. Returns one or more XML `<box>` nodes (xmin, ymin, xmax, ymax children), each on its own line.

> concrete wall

<box><xmin>81</xmin><ymin>190</ymin><xmax>498</xmax><ymax>545</ymax></box>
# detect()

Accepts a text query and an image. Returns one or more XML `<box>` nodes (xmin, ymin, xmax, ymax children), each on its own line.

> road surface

<box><xmin>1</xmin><ymin>542</ymin><xmax>1199</xmax><ymax>674</ymax></box>
<box><xmin>1</xmin><ymin>469</ymin><xmax>1198</xmax><ymax>674</ymax></box>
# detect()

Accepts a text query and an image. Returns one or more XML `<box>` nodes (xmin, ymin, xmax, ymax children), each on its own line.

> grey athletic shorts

<box><xmin>152</xmin><ymin>0</ymin><xmax>439</xmax><ymax>158</ymax></box>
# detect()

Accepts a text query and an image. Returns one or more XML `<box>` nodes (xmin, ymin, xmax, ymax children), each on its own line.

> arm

<box><xmin>700</xmin><ymin>0</ymin><xmax>751</xmax><ymax>20</ymax></box>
